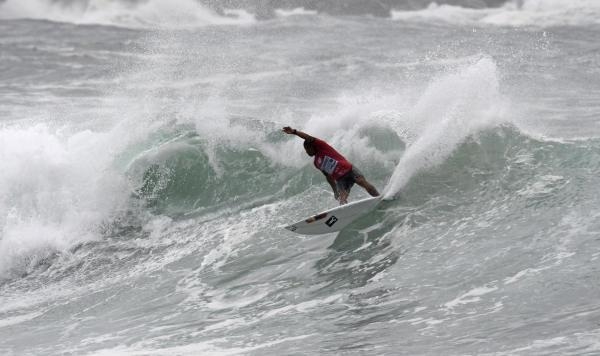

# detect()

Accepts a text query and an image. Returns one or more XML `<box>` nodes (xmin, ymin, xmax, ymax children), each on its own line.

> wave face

<box><xmin>2</xmin><ymin>6</ymin><xmax>600</xmax><ymax>356</ymax></box>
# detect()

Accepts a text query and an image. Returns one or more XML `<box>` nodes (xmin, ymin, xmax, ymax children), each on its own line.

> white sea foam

<box><xmin>0</xmin><ymin>0</ymin><xmax>256</xmax><ymax>28</ymax></box>
<box><xmin>391</xmin><ymin>3</ymin><xmax>491</xmax><ymax>25</ymax></box>
<box><xmin>444</xmin><ymin>285</ymin><xmax>499</xmax><ymax>309</ymax></box>
<box><xmin>0</xmin><ymin>311</ymin><xmax>43</xmax><ymax>328</ymax></box>
<box><xmin>391</xmin><ymin>0</ymin><xmax>600</xmax><ymax>27</ymax></box>
<box><xmin>275</xmin><ymin>7</ymin><xmax>318</xmax><ymax>17</ymax></box>
<box><xmin>0</xmin><ymin>125</ymin><xmax>130</xmax><ymax>278</ymax></box>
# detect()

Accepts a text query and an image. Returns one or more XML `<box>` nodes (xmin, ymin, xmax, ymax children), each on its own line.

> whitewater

<box><xmin>1</xmin><ymin>0</ymin><xmax>600</xmax><ymax>355</ymax></box>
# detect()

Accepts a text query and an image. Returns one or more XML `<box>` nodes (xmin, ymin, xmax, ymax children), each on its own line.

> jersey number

<box><xmin>320</xmin><ymin>156</ymin><xmax>338</xmax><ymax>175</ymax></box>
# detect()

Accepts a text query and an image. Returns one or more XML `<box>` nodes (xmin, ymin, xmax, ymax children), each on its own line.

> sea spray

<box><xmin>383</xmin><ymin>57</ymin><xmax>507</xmax><ymax>198</ymax></box>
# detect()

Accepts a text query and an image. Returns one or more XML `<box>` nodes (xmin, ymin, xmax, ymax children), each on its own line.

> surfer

<box><xmin>283</xmin><ymin>127</ymin><xmax>380</xmax><ymax>204</ymax></box>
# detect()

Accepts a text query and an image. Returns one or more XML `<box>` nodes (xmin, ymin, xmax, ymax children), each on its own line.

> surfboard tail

<box><xmin>284</xmin><ymin>196</ymin><xmax>381</xmax><ymax>235</ymax></box>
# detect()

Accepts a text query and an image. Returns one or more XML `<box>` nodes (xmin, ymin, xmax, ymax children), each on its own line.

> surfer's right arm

<box><xmin>282</xmin><ymin>127</ymin><xmax>315</xmax><ymax>142</ymax></box>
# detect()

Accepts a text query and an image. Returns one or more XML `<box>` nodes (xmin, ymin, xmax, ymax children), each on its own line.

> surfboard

<box><xmin>284</xmin><ymin>196</ymin><xmax>382</xmax><ymax>235</ymax></box>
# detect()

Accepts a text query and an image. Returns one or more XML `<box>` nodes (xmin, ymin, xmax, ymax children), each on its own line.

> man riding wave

<box><xmin>283</xmin><ymin>126</ymin><xmax>380</xmax><ymax>205</ymax></box>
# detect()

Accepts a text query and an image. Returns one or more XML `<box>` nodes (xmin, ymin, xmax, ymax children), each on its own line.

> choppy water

<box><xmin>2</xmin><ymin>0</ymin><xmax>600</xmax><ymax>355</ymax></box>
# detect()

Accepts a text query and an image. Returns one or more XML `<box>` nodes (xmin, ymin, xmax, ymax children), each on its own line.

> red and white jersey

<box><xmin>312</xmin><ymin>138</ymin><xmax>352</xmax><ymax>180</ymax></box>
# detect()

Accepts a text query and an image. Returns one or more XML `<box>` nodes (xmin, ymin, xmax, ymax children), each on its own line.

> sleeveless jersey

<box><xmin>312</xmin><ymin>138</ymin><xmax>352</xmax><ymax>180</ymax></box>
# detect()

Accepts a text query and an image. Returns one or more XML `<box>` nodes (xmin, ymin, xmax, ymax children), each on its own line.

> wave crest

<box><xmin>0</xmin><ymin>0</ymin><xmax>256</xmax><ymax>28</ymax></box>
<box><xmin>391</xmin><ymin>0</ymin><xmax>600</xmax><ymax>27</ymax></box>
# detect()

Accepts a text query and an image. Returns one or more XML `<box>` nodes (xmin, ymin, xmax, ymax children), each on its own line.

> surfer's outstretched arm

<box><xmin>282</xmin><ymin>127</ymin><xmax>315</xmax><ymax>142</ymax></box>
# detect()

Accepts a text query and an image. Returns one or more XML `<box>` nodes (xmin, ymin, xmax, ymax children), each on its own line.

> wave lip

<box><xmin>391</xmin><ymin>0</ymin><xmax>600</xmax><ymax>27</ymax></box>
<box><xmin>0</xmin><ymin>0</ymin><xmax>256</xmax><ymax>29</ymax></box>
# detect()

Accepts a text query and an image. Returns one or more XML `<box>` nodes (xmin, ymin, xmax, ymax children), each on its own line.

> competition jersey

<box><xmin>312</xmin><ymin>138</ymin><xmax>352</xmax><ymax>180</ymax></box>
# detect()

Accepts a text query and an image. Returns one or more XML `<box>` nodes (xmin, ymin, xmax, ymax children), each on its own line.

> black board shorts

<box><xmin>336</xmin><ymin>166</ymin><xmax>364</xmax><ymax>192</ymax></box>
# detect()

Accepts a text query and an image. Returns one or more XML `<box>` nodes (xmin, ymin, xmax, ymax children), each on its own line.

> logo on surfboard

<box><xmin>325</xmin><ymin>216</ymin><xmax>338</xmax><ymax>227</ymax></box>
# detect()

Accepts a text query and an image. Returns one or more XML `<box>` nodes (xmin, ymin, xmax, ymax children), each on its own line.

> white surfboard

<box><xmin>284</xmin><ymin>196</ymin><xmax>382</xmax><ymax>235</ymax></box>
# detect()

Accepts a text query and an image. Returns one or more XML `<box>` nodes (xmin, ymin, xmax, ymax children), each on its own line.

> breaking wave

<box><xmin>391</xmin><ymin>0</ymin><xmax>600</xmax><ymax>27</ymax></box>
<box><xmin>0</xmin><ymin>0</ymin><xmax>256</xmax><ymax>28</ymax></box>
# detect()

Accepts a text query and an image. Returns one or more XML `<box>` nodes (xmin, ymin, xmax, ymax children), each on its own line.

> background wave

<box><xmin>2</xmin><ymin>0</ymin><xmax>599</xmax><ymax>28</ymax></box>
<box><xmin>391</xmin><ymin>0</ymin><xmax>600</xmax><ymax>27</ymax></box>
<box><xmin>0</xmin><ymin>0</ymin><xmax>256</xmax><ymax>28</ymax></box>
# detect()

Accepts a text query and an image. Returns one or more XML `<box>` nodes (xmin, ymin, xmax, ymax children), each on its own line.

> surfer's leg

<box><xmin>355</xmin><ymin>176</ymin><xmax>380</xmax><ymax>197</ymax></box>
<box><xmin>335</xmin><ymin>178</ymin><xmax>351</xmax><ymax>205</ymax></box>
<box><xmin>338</xmin><ymin>189</ymin><xmax>349</xmax><ymax>205</ymax></box>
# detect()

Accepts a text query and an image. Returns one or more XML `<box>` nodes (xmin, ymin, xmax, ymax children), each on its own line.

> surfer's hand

<box><xmin>282</xmin><ymin>126</ymin><xmax>295</xmax><ymax>134</ymax></box>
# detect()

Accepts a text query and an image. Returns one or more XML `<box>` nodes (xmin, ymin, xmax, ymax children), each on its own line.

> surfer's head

<box><xmin>303</xmin><ymin>140</ymin><xmax>316</xmax><ymax>156</ymax></box>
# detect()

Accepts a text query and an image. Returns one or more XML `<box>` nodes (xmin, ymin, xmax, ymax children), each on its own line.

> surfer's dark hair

<box><xmin>303</xmin><ymin>140</ymin><xmax>313</xmax><ymax>149</ymax></box>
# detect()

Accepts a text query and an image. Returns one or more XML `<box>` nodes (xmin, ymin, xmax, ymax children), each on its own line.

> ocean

<box><xmin>1</xmin><ymin>0</ymin><xmax>600</xmax><ymax>355</ymax></box>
